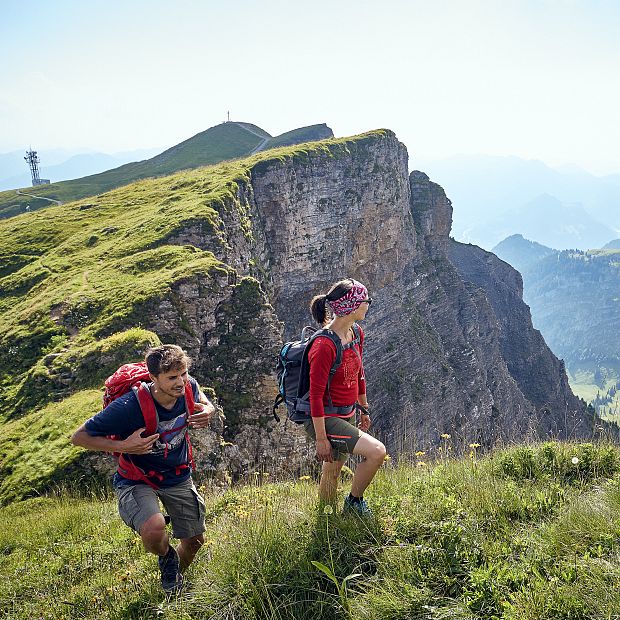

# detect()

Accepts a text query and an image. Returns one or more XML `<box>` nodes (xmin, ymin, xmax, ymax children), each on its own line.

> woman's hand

<box><xmin>316</xmin><ymin>438</ymin><xmax>334</xmax><ymax>462</ymax></box>
<box><xmin>358</xmin><ymin>414</ymin><xmax>371</xmax><ymax>432</ymax></box>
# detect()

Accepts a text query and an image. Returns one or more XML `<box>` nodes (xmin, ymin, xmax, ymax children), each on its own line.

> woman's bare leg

<box><xmin>319</xmin><ymin>458</ymin><xmax>347</xmax><ymax>502</ymax></box>
<box><xmin>350</xmin><ymin>433</ymin><xmax>386</xmax><ymax>497</ymax></box>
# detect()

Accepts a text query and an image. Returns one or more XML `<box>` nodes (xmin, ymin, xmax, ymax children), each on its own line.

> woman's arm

<box><xmin>308</xmin><ymin>338</ymin><xmax>337</xmax><ymax>461</ymax></box>
<box><xmin>356</xmin><ymin>329</ymin><xmax>370</xmax><ymax>431</ymax></box>
<box><xmin>308</xmin><ymin>337</ymin><xmax>335</xmax><ymax>419</ymax></box>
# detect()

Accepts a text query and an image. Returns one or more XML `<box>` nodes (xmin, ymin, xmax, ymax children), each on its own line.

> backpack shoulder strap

<box><xmin>309</xmin><ymin>329</ymin><xmax>343</xmax><ymax>374</ymax></box>
<box><xmin>297</xmin><ymin>328</ymin><xmax>344</xmax><ymax>406</ymax></box>
<box><xmin>184</xmin><ymin>381</ymin><xmax>196</xmax><ymax>416</ymax></box>
<box><xmin>133</xmin><ymin>382</ymin><xmax>158</xmax><ymax>436</ymax></box>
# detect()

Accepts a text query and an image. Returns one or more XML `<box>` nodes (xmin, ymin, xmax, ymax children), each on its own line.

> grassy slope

<box><xmin>0</xmin><ymin>130</ymin><xmax>392</xmax><ymax>503</ymax></box>
<box><xmin>2</xmin><ymin>442</ymin><xmax>620</xmax><ymax>619</ymax></box>
<box><xmin>0</xmin><ymin>122</ymin><xmax>332</xmax><ymax>219</ymax></box>
<box><xmin>0</xmin><ymin>122</ymin><xmax>264</xmax><ymax>217</ymax></box>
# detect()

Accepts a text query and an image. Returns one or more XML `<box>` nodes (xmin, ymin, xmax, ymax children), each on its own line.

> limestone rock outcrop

<box><xmin>159</xmin><ymin>129</ymin><xmax>597</xmax><ymax>469</ymax></box>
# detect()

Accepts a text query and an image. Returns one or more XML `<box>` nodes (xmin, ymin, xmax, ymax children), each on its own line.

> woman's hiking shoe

<box><xmin>158</xmin><ymin>545</ymin><xmax>183</xmax><ymax>594</ymax></box>
<box><xmin>343</xmin><ymin>495</ymin><xmax>373</xmax><ymax>518</ymax></box>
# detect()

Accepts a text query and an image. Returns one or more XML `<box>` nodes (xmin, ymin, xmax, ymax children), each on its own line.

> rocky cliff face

<box><xmin>160</xmin><ymin>131</ymin><xmax>595</xmax><ymax>468</ymax></box>
<box><xmin>47</xmin><ymin>131</ymin><xmax>591</xmax><ymax>490</ymax></box>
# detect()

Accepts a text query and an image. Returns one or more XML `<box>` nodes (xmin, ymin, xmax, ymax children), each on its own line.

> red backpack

<box><xmin>103</xmin><ymin>362</ymin><xmax>196</xmax><ymax>488</ymax></box>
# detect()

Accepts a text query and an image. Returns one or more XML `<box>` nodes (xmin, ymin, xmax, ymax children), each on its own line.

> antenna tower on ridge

<box><xmin>25</xmin><ymin>149</ymin><xmax>41</xmax><ymax>185</ymax></box>
<box><xmin>24</xmin><ymin>149</ymin><xmax>50</xmax><ymax>186</ymax></box>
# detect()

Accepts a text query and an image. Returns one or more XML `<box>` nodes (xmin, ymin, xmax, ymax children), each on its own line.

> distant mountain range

<box><xmin>492</xmin><ymin>233</ymin><xmax>557</xmax><ymax>271</ymax></box>
<box><xmin>0</xmin><ymin>122</ymin><xmax>333</xmax><ymax>218</ymax></box>
<box><xmin>415</xmin><ymin>154</ymin><xmax>620</xmax><ymax>250</ymax></box>
<box><xmin>493</xmin><ymin>234</ymin><xmax>620</xmax><ymax>406</ymax></box>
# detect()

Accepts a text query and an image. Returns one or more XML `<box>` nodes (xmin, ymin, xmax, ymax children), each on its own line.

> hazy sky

<box><xmin>2</xmin><ymin>0</ymin><xmax>619</xmax><ymax>174</ymax></box>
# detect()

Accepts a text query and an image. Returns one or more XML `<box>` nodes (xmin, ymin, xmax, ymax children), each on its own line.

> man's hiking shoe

<box><xmin>158</xmin><ymin>545</ymin><xmax>183</xmax><ymax>594</ymax></box>
<box><xmin>343</xmin><ymin>495</ymin><xmax>373</xmax><ymax>518</ymax></box>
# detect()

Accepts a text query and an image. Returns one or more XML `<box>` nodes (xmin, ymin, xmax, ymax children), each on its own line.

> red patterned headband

<box><xmin>326</xmin><ymin>279</ymin><xmax>369</xmax><ymax>316</ymax></box>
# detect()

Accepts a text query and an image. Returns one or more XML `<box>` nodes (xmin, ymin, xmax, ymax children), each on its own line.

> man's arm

<box><xmin>71</xmin><ymin>424</ymin><xmax>159</xmax><ymax>454</ymax></box>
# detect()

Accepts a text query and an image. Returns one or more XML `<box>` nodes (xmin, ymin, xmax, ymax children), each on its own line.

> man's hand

<box><xmin>316</xmin><ymin>438</ymin><xmax>334</xmax><ymax>462</ymax></box>
<box><xmin>188</xmin><ymin>401</ymin><xmax>215</xmax><ymax>429</ymax></box>
<box><xmin>121</xmin><ymin>428</ymin><xmax>159</xmax><ymax>454</ymax></box>
<box><xmin>358</xmin><ymin>414</ymin><xmax>371</xmax><ymax>432</ymax></box>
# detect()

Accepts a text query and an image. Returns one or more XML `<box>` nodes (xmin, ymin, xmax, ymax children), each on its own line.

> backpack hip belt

<box><xmin>293</xmin><ymin>401</ymin><xmax>356</xmax><ymax>416</ymax></box>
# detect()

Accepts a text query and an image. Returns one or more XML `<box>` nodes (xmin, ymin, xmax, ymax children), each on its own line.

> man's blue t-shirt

<box><xmin>85</xmin><ymin>377</ymin><xmax>200</xmax><ymax>488</ymax></box>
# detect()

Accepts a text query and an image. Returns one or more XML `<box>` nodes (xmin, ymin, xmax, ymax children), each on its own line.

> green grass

<box><xmin>0</xmin><ymin>390</ymin><xmax>102</xmax><ymax>504</ymax></box>
<box><xmin>569</xmin><ymin>366</ymin><xmax>620</xmax><ymax>423</ymax></box>
<box><xmin>261</xmin><ymin>124</ymin><xmax>333</xmax><ymax>150</ymax></box>
<box><xmin>0</xmin><ymin>123</ymin><xmax>264</xmax><ymax>218</ymax></box>
<box><xmin>2</xmin><ymin>442</ymin><xmax>620</xmax><ymax>619</ymax></box>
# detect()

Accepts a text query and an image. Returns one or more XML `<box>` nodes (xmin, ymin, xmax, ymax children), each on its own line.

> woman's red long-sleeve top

<box><xmin>307</xmin><ymin>327</ymin><xmax>366</xmax><ymax>418</ymax></box>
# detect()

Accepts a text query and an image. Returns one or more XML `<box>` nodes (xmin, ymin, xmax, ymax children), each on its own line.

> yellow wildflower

<box><xmin>341</xmin><ymin>465</ymin><xmax>354</xmax><ymax>477</ymax></box>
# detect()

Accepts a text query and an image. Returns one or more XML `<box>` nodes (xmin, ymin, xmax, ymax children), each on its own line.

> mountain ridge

<box><xmin>0</xmin><ymin>122</ymin><xmax>333</xmax><ymax>218</ymax></box>
<box><xmin>493</xmin><ymin>234</ymin><xmax>620</xmax><ymax>415</ymax></box>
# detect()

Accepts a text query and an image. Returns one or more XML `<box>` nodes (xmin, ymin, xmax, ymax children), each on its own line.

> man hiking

<box><xmin>71</xmin><ymin>344</ymin><xmax>214</xmax><ymax>595</ymax></box>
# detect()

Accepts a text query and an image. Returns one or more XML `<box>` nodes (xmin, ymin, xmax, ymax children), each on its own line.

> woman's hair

<box><xmin>145</xmin><ymin>344</ymin><xmax>192</xmax><ymax>376</ymax></box>
<box><xmin>310</xmin><ymin>279</ymin><xmax>355</xmax><ymax>325</ymax></box>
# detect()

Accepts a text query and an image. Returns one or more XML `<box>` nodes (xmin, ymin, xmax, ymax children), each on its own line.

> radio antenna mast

<box><xmin>24</xmin><ymin>149</ymin><xmax>42</xmax><ymax>186</ymax></box>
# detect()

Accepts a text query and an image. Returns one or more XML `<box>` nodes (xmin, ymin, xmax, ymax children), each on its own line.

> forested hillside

<box><xmin>494</xmin><ymin>236</ymin><xmax>620</xmax><ymax>419</ymax></box>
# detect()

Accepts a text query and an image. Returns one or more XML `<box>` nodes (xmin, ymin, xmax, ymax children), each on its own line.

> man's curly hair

<box><xmin>145</xmin><ymin>344</ymin><xmax>191</xmax><ymax>376</ymax></box>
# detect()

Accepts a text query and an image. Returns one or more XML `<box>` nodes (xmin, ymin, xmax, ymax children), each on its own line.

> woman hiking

<box><xmin>304</xmin><ymin>278</ymin><xmax>386</xmax><ymax>516</ymax></box>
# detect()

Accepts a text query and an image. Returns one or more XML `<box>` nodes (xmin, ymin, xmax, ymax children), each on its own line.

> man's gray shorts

<box><xmin>115</xmin><ymin>478</ymin><xmax>206</xmax><ymax>539</ymax></box>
